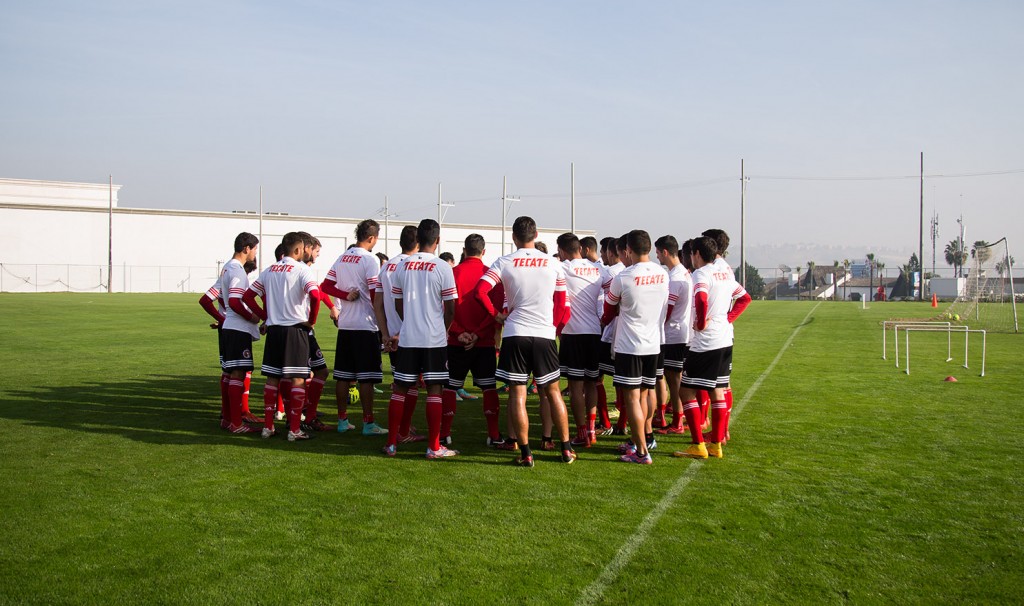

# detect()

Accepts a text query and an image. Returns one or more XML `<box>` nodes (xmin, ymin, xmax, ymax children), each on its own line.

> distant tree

<box><xmin>971</xmin><ymin>240</ymin><xmax>992</xmax><ymax>267</ymax></box>
<box><xmin>995</xmin><ymin>255</ymin><xmax>1016</xmax><ymax>277</ymax></box>
<box><xmin>743</xmin><ymin>263</ymin><xmax>765</xmax><ymax>298</ymax></box>
<box><xmin>944</xmin><ymin>238</ymin><xmax>968</xmax><ymax>277</ymax></box>
<box><xmin>876</xmin><ymin>261</ymin><xmax>886</xmax><ymax>300</ymax></box>
<box><xmin>833</xmin><ymin>260</ymin><xmax>840</xmax><ymax>300</ymax></box>
<box><xmin>908</xmin><ymin>252</ymin><xmax>921</xmax><ymax>273</ymax></box>
<box><xmin>866</xmin><ymin>253</ymin><xmax>876</xmax><ymax>300</ymax></box>
<box><xmin>842</xmin><ymin>259</ymin><xmax>851</xmax><ymax>301</ymax></box>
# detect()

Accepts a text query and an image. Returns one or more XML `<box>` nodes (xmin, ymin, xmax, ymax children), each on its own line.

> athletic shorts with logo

<box><xmin>308</xmin><ymin>329</ymin><xmax>327</xmax><ymax>371</ymax></box>
<box><xmin>447</xmin><ymin>345</ymin><xmax>497</xmax><ymax>389</ymax></box>
<box><xmin>333</xmin><ymin>329</ymin><xmax>383</xmax><ymax>383</ymax></box>
<box><xmin>497</xmin><ymin>336</ymin><xmax>560</xmax><ymax>387</ymax></box>
<box><xmin>261</xmin><ymin>325</ymin><xmax>311</xmax><ymax>379</ymax></box>
<box><xmin>559</xmin><ymin>333</ymin><xmax>601</xmax><ymax>381</ymax></box>
<box><xmin>221</xmin><ymin>328</ymin><xmax>255</xmax><ymax>372</ymax></box>
<box><xmin>392</xmin><ymin>347</ymin><xmax>449</xmax><ymax>387</ymax></box>
<box><xmin>681</xmin><ymin>346</ymin><xmax>732</xmax><ymax>390</ymax></box>
<box><xmin>613</xmin><ymin>352</ymin><xmax>659</xmax><ymax>388</ymax></box>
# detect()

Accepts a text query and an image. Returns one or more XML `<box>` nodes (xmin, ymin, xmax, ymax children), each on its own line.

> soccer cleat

<box><xmin>362</xmin><ymin>422</ymin><xmax>388</xmax><ymax>436</ymax></box>
<box><xmin>570</xmin><ymin>436</ymin><xmax>591</xmax><ymax>448</ymax></box>
<box><xmin>492</xmin><ymin>437</ymin><xmax>519</xmax><ymax>451</ymax></box>
<box><xmin>706</xmin><ymin>442</ymin><xmax>724</xmax><ymax>458</ymax></box>
<box><xmin>513</xmin><ymin>454</ymin><xmax>535</xmax><ymax>467</ymax></box>
<box><xmin>381</xmin><ymin>444</ymin><xmax>397</xmax><ymax>457</ymax></box>
<box><xmin>673</xmin><ymin>443</ymin><xmax>708</xmax><ymax>459</ymax></box>
<box><xmin>261</xmin><ymin>427</ymin><xmax>276</xmax><ymax>439</ymax></box>
<box><xmin>527</xmin><ymin>383</ymin><xmax>538</xmax><ymax>395</ymax></box>
<box><xmin>399</xmin><ymin>432</ymin><xmax>427</xmax><ymax>444</ymax></box>
<box><xmin>610</xmin><ymin>427</ymin><xmax>627</xmax><ymax>436</ymax></box>
<box><xmin>561</xmin><ymin>449</ymin><xmax>577</xmax><ymax>464</ymax></box>
<box><xmin>274</xmin><ymin>411</ymin><xmax>286</xmax><ymax>421</ymax></box>
<box><xmin>620</xmin><ymin>451</ymin><xmax>653</xmax><ymax>465</ymax></box>
<box><xmin>241</xmin><ymin>411</ymin><xmax>262</xmax><ymax>425</ymax></box>
<box><xmin>426</xmin><ymin>446</ymin><xmax>459</xmax><ymax>459</ymax></box>
<box><xmin>486</xmin><ymin>434</ymin><xmax>507</xmax><ymax>447</ymax></box>
<box><xmin>598</xmin><ymin>427</ymin><xmax>615</xmax><ymax>437</ymax></box>
<box><xmin>373</xmin><ymin>385</ymin><xmax>383</xmax><ymax>394</ymax></box>
<box><xmin>337</xmin><ymin>419</ymin><xmax>356</xmax><ymax>433</ymax></box>
<box><xmin>655</xmin><ymin>425</ymin><xmax>688</xmax><ymax>435</ymax></box>
<box><xmin>287</xmin><ymin>429</ymin><xmax>313</xmax><ymax>442</ymax></box>
<box><xmin>456</xmin><ymin>388</ymin><xmax>478</xmax><ymax>400</ymax></box>
<box><xmin>588</xmin><ymin>430</ymin><xmax>597</xmax><ymax>445</ymax></box>
<box><xmin>453</xmin><ymin>391</ymin><xmax>463</xmax><ymax>402</ymax></box>
<box><xmin>220</xmin><ymin>419</ymin><xmax>231</xmax><ymax>430</ymax></box>
<box><xmin>647</xmin><ymin>439</ymin><xmax>658</xmax><ymax>451</ymax></box>
<box><xmin>702</xmin><ymin>432</ymin><xmax>728</xmax><ymax>446</ymax></box>
<box><xmin>228</xmin><ymin>423</ymin><xmax>260</xmax><ymax>434</ymax></box>
<box><xmin>301</xmin><ymin>418</ymin><xmax>330</xmax><ymax>432</ymax></box>
<box><xmin>617</xmin><ymin>440</ymin><xmax>636</xmax><ymax>454</ymax></box>
<box><xmin>652</xmin><ymin>417</ymin><xmax>667</xmax><ymax>429</ymax></box>
<box><xmin>540</xmin><ymin>440</ymin><xmax>556</xmax><ymax>451</ymax></box>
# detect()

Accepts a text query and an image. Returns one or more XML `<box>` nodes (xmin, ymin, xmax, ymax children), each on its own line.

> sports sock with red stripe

<box><xmin>597</xmin><ymin>383</ymin><xmax>611</xmax><ymax>429</ymax></box>
<box><xmin>711</xmin><ymin>400</ymin><xmax>728</xmax><ymax>443</ymax></box>
<box><xmin>227</xmin><ymin>378</ymin><xmax>245</xmax><ymax>428</ymax></box>
<box><xmin>425</xmin><ymin>394</ymin><xmax>442</xmax><ymax>451</ymax></box>
<box><xmin>263</xmin><ymin>384</ymin><xmax>279</xmax><ymax>430</ymax></box>
<box><xmin>400</xmin><ymin>388</ymin><xmax>419</xmax><ymax>436</ymax></box>
<box><xmin>288</xmin><ymin>386</ymin><xmax>306</xmax><ymax>433</ymax></box>
<box><xmin>242</xmin><ymin>371</ymin><xmax>252</xmax><ymax>414</ymax></box>
<box><xmin>305</xmin><ymin>377</ymin><xmax>325</xmax><ymax>420</ymax></box>
<box><xmin>440</xmin><ymin>389</ymin><xmax>457</xmax><ymax>441</ymax></box>
<box><xmin>482</xmin><ymin>388</ymin><xmax>500</xmax><ymax>441</ymax></box>
<box><xmin>387</xmin><ymin>391</ymin><xmax>404</xmax><ymax>446</ymax></box>
<box><xmin>682</xmin><ymin>399</ymin><xmax>702</xmax><ymax>444</ymax></box>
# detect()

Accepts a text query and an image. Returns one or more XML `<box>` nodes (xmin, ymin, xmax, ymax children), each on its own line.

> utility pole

<box><xmin>258</xmin><ymin>186</ymin><xmax>264</xmax><ymax>270</ymax></box>
<box><xmin>930</xmin><ymin>211</ymin><xmax>939</xmax><ymax>291</ymax></box>
<box><xmin>740</xmin><ymin>159</ymin><xmax>748</xmax><ymax>288</ymax></box>
<box><xmin>437</xmin><ymin>182</ymin><xmax>454</xmax><ymax>227</ymax></box>
<box><xmin>957</xmin><ymin>213</ymin><xmax>966</xmax><ymax>278</ymax></box>
<box><xmin>108</xmin><ymin>175</ymin><xmax>113</xmax><ymax>293</ymax></box>
<box><xmin>384</xmin><ymin>195</ymin><xmax>390</xmax><ymax>256</ymax></box>
<box><xmin>501</xmin><ymin>176</ymin><xmax>520</xmax><ymax>255</ymax></box>
<box><xmin>570</xmin><ymin>162</ymin><xmax>576</xmax><ymax>233</ymax></box>
<box><xmin>918</xmin><ymin>152</ymin><xmax>924</xmax><ymax>300</ymax></box>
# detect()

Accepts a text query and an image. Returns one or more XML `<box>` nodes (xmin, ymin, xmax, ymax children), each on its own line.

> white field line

<box><xmin>575</xmin><ymin>302</ymin><xmax>822</xmax><ymax>606</ymax></box>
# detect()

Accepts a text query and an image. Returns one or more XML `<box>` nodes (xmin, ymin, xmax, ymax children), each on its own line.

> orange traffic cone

<box><xmin>931</xmin><ymin>293</ymin><xmax>938</xmax><ymax>308</ymax></box>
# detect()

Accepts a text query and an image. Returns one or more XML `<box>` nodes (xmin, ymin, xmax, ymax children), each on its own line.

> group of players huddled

<box><xmin>199</xmin><ymin>215</ymin><xmax>750</xmax><ymax>466</ymax></box>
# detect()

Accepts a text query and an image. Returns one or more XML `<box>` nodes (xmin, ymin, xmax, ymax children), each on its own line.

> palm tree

<box><xmin>805</xmin><ymin>261</ymin><xmax>816</xmax><ymax>299</ymax></box>
<box><xmin>833</xmin><ymin>260</ymin><xmax>840</xmax><ymax>300</ymax></box>
<box><xmin>843</xmin><ymin>259</ymin><xmax>851</xmax><ymax>301</ymax></box>
<box><xmin>944</xmin><ymin>238</ymin><xmax>968</xmax><ymax>277</ymax></box>
<box><xmin>971</xmin><ymin>240</ymin><xmax>992</xmax><ymax>268</ymax></box>
<box><xmin>866</xmin><ymin>253</ymin><xmax>876</xmax><ymax>302</ymax></box>
<box><xmin>995</xmin><ymin>255</ymin><xmax>1016</xmax><ymax>277</ymax></box>
<box><xmin>876</xmin><ymin>261</ymin><xmax>886</xmax><ymax>300</ymax></box>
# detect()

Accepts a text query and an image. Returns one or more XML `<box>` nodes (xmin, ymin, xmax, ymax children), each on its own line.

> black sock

<box><xmin>519</xmin><ymin>442</ymin><xmax>532</xmax><ymax>459</ymax></box>
<box><xmin>560</xmin><ymin>440</ymin><xmax>572</xmax><ymax>452</ymax></box>
<box><xmin>542</xmin><ymin>435</ymin><xmax>552</xmax><ymax>443</ymax></box>
<box><xmin>646</xmin><ymin>433</ymin><xmax>654</xmax><ymax>444</ymax></box>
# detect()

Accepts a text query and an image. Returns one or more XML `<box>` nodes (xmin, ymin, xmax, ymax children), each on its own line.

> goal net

<box><xmin>944</xmin><ymin>237</ymin><xmax>1019</xmax><ymax>333</ymax></box>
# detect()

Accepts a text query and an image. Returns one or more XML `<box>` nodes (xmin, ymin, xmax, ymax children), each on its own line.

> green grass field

<box><xmin>1</xmin><ymin>295</ymin><xmax>1021</xmax><ymax>604</ymax></box>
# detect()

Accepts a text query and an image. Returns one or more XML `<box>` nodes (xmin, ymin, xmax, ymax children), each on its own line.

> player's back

<box><xmin>377</xmin><ymin>253</ymin><xmax>409</xmax><ymax>334</ymax></box>
<box><xmin>665</xmin><ymin>264</ymin><xmax>693</xmax><ymax>345</ymax></box>
<box><xmin>485</xmin><ymin>247</ymin><xmax>564</xmax><ymax>339</ymax></box>
<box><xmin>391</xmin><ymin>252</ymin><xmax>456</xmax><ymax>348</ymax></box>
<box><xmin>562</xmin><ymin>258</ymin><xmax>603</xmax><ymax>335</ymax></box>
<box><xmin>612</xmin><ymin>261</ymin><xmax>668</xmax><ymax>355</ymax></box>
<box><xmin>255</xmin><ymin>257</ymin><xmax>317</xmax><ymax>327</ymax></box>
<box><xmin>600</xmin><ymin>261</ymin><xmax>625</xmax><ymax>343</ymax></box>
<box><xmin>327</xmin><ymin>246</ymin><xmax>380</xmax><ymax>330</ymax></box>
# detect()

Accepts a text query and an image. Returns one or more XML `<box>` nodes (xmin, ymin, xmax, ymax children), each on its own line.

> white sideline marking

<box><xmin>574</xmin><ymin>302</ymin><xmax>822</xmax><ymax>606</ymax></box>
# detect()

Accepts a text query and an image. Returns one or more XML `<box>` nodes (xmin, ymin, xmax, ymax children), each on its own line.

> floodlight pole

<box><xmin>259</xmin><ymin>186</ymin><xmax>264</xmax><ymax>270</ymax></box>
<box><xmin>384</xmin><ymin>195</ymin><xmax>389</xmax><ymax>256</ymax></box>
<box><xmin>501</xmin><ymin>176</ymin><xmax>521</xmax><ymax>255</ymax></box>
<box><xmin>918</xmin><ymin>152</ymin><xmax>924</xmax><ymax>300</ymax></box>
<box><xmin>570</xmin><ymin>162</ymin><xmax>576</xmax><ymax>233</ymax></box>
<box><xmin>740</xmin><ymin>159</ymin><xmax>747</xmax><ymax>289</ymax></box>
<box><xmin>108</xmin><ymin>175</ymin><xmax>113</xmax><ymax>293</ymax></box>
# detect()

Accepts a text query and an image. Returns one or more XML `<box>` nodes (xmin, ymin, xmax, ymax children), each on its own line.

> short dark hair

<box><xmin>580</xmin><ymin>236</ymin><xmax>598</xmax><ymax>254</ymax></box>
<box><xmin>691</xmin><ymin>235</ymin><xmax>719</xmax><ymax>264</ymax></box>
<box><xmin>295</xmin><ymin>231</ymin><xmax>316</xmax><ymax>247</ymax></box>
<box><xmin>680</xmin><ymin>239</ymin><xmax>694</xmax><ymax>271</ymax></box>
<box><xmin>439</xmin><ymin>252</ymin><xmax>455</xmax><ymax>263</ymax></box>
<box><xmin>416</xmin><ymin>218</ymin><xmax>440</xmax><ymax>248</ymax></box>
<box><xmin>617</xmin><ymin>234</ymin><xmax>629</xmax><ymax>258</ymax></box>
<box><xmin>234</xmin><ymin>232</ymin><xmax>259</xmax><ymax>253</ymax></box>
<box><xmin>535</xmin><ymin>241</ymin><xmax>548</xmax><ymax>254</ymax></box>
<box><xmin>626</xmin><ymin>230</ymin><xmax>652</xmax><ymax>256</ymax></box>
<box><xmin>311</xmin><ymin>236</ymin><xmax>322</xmax><ymax>248</ymax></box>
<box><xmin>654</xmin><ymin>235</ymin><xmax>679</xmax><ymax>257</ymax></box>
<box><xmin>399</xmin><ymin>225</ymin><xmax>418</xmax><ymax>253</ymax></box>
<box><xmin>281</xmin><ymin>232</ymin><xmax>305</xmax><ymax>254</ymax></box>
<box><xmin>701</xmin><ymin>228</ymin><xmax>729</xmax><ymax>255</ymax></box>
<box><xmin>512</xmin><ymin>216</ymin><xmax>537</xmax><ymax>244</ymax></box>
<box><xmin>274</xmin><ymin>242</ymin><xmax>287</xmax><ymax>262</ymax></box>
<box><xmin>464</xmin><ymin>233</ymin><xmax>485</xmax><ymax>257</ymax></box>
<box><xmin>556</xmin><ymin>232</ymin><xmax>581</xmax><ymax>256</ymax></box>
<box><xmin>601</xmin><ymin>236</ymin><xmax>617</xmax><ymax>256</ymax></box>
<box><xmin>356</xmin><ymin>219</ymin><xmax>380</xmax><ymax>242</ymax></box>
<box><xmin>376</xmin><ymin>252</ymin><xmax>388</xmax><ymax>266</ymax></box>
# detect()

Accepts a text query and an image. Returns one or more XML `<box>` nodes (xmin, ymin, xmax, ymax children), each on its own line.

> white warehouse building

<box><xmin>0</xmin><ymin>178</ymin><xmax>593</xmax><ymax>293</ymax></box>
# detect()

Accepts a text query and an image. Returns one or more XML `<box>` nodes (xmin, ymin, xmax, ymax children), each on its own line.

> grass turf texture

<box><xmin>0</xmin><ymin>295</ymin><xmax>1021</xmax><ymax>604</ymax></box>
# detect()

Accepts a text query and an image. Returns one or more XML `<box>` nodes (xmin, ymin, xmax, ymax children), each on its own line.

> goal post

<box><xmin>944</xmin><ymin>237</ymin><xmax>1019</xmax><ymax>333</ymax></box>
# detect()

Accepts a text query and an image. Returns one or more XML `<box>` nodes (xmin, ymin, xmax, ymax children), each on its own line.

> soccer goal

<box><xmin>944</xmin><ymin>237</ymin><xmax>1019</xmax><ymax>333</ymax></box>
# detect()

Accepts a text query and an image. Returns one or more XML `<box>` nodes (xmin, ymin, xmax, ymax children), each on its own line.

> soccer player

<box><xmin>385</xmin><ymin>219</ymin><xmax>459</xmax><ymax>459</ymax></box>
<box><xmin>675</xmin><ymin>236</ymin><xmax>751</xmax><ymax>459</ymax></box>
<box><xmin>442</xmin><ymin>233</ymin><xmax>507</xmax><ymax>447</ymax></box>
<box><xmin>320</xmin><ymin>219</ymin><xmax>387</xmax><ymax>435</ymax></box>
<box><xmin>580</xmin><ymin>236</ymin><xmax>601</xmax><ymax>266</ymax></box>
<box><xmin>243</xmin><ymin>232</ymin><xmax>322</xmax><ymax>441</ymax></box>
<box><xmin>654</xmin><ymin>235</ymin><xmax>692</xmax><ymax>435</ymax></box>
<box><xmin>602</xmin><ymin>230</ymin><xmax>669</xmax><ymax>464</ymax></box>
<box><xmin>213</xmin><ymin>232</ymin><xmax>262</xmax><ymax>434</ymax></box>
<box><xmin>475</xmin><ymin>215</ymin><xmax>575</xmax><ymax>467</ymax></box>
<box><xmin>439</xmin><ymin>251</ymin><xmax>456</xmax><ymax>267</ymax></box>
<box><xmin>702</xmin><ymin>227</ymin><xmax>736</xmax><ymax>441</ymax></box>
<box><xmin>597</xmin><ymin>236</ymin><xmax>624</xmax><ymax>435</ymax></box>
<box><xmin>375</xmin><ymin>225</ymin><xmax>426</xmax><ymax>445</ymax></box>
<box><xmin>556</xmin><ymin>232</ymin><xmax>605</xmax><ymax>448</ymax></box>
<box><xmin>299</xmin><ymin>235</ymin><xmax>339</xmax><ymax>432</ymax></box>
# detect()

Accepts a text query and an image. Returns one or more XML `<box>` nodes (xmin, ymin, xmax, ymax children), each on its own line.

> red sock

<box><xmin>654</xmin><ymin>403</ymin><xmax>666</xmax><ymax>425</ymax></box>
<box><xmin>597</xmin><ymin>384</ymin><xmax>611</xmax><ymax>429</ymax></box>
<box><xmin>288</xmin><ymin>386</ymin><xmax>306</xmax><ymax>433</ymax></box>
<box><xmin>711</xmin><ymin>400</ymin><xmax>728</xmax><ymax>443</ymax></box>
<box><xmin>482</xmin><ymin>388</ymin><xmax>500</xmax><ymax>441</ymax></box>
<box><xmin>305</xmin><ymin>377</ymin><xmax>325</xmax><ymax>420</ymax></box>
<box><xmin>227</xmin><ymin>378</ymin><xmax>245</xmax><ymax>427</ymax></box>
<box><xmin>588</xmin><ymin>412</ymin><xmax>597</xmax><ymax>433</ymax></box>
<box><xmin>441</xmin><ymin>389</ymin><xmax>457</xmax><ymax>440</ymax></box>
<box><xmin>426</xmin><ymin>394</ymin><xmax>442</xmax><ymax>451</ymax></box>
<box><xmin>387</xmin><ymin>391</ymin><xmax>405</xmax><ymax>446</ymax></box>
<box><xmin>400</xmin><ymin>388</ymin><xmax>419</xmax><ymax>436</ymax></box>
<box><xmin>263</xmin><ymin>384</ymin><xmax>279</xmax><ymax>430</ymax></box>
<box><xmin>363</xmin><ymin>386</ymin><xmax>375</xmax><ymax>424</ymax></box>
<box><xmin>242</xmin><ymin>371</ymin><xmax>252</xmax><ymax>414</ymax></box>
<box><xmin>683</xmin><ymin>399</ymin><xmax>702</xmax><ymax>444</ymax></box>
<box><xmin>614</xmin><ymin>388</ymin><xmax>627</xmax><ymax>430</ymax></box>
<box><xmin>219</xmin><ymin>373</ymin><xmax>230</xmax><ymax>421</ymax></box>
<box><xmin>724</xmin><ymin>388</ymin><xmax>733</xmax><ymax>440</ymax></box>
<box><xmin>671</xmin><ymin>407</ymin><xmax>684</xmax><ymax>430</ymax></box>
<box><xmin>279</xmin><ymin>379</ymin><xmax>292</xmax><ymax>413</ymax></box>
<box><xmin>698</xmin><ymin>390</ymin><xmax>711</xmax><ymax>428</ymax></box>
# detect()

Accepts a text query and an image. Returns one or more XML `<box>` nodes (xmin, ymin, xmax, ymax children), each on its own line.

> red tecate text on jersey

<box><xmin>406</xmin><ymin>261</ymin><xmax>436</xmax><ymax>272</ymax></box>
<box><xmin>270</xmin><ymin>265</ymin><xmax>294</xmax><ymax>273</ymax></box>
<box><xmin>512</xmin><ymin>257</ymin><xmax>549</xmax><ymax>268</ymax></box>
<box><xmin>634</xmin><ymin>274</ymin><xmax>665</xmax><ymax>286</ymax></box>
<box><xmin>342</xmin><ymin>254</ymin><xmax>362</xmax><ymax>263</ymax></box>
<box><xmin>573</xmin><ymin>266</ymin><xmax>601</xmax><ymax>277</ymax></box>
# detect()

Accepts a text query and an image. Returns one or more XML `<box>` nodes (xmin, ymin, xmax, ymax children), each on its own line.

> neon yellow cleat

<box><xmin>673</xmin><ymin>443</ymin><xmax>708</xmax><ymax>459</ymax></box>
<box><xmin>706</xmin><ymin>442</ymin><xmax>723</xmax><ymax>458</ymax></box>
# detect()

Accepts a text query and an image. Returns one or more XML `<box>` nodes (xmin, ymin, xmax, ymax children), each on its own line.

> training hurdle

<box><xmin>883</xmin><ymin>321</ymin><xmax>952</xmax><ymax>362</ymax></box>
<box><xmin>903</xmin><ymin>327</ymin><xmax>987</xmax><ymax>377</ymax></box>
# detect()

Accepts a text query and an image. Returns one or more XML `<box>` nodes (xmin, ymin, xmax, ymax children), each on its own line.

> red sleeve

<box><xmin>727</xmin><ymin>292</ymin><xmax>751</xmax><ymax>323</ymax></box>
<box><xmin>230</xmin><ymin>295</ymin><xmax>258</xmax><ymax>322</ymax></box>
<box><xmin>664</xmin><ymin>304</ymin><xmax>674</xmax><ymax>324</ymax></box>
<box><xmin>600</xmin><ymin>300</ymin><xmax>619</xmax><ymax>326</ymax></box>
<box><xmin>307</xmin><ymin>290</ymin><xmax>321</xmax><ymax>325</ymax></box>
<box><xmin>474</xmin><ymin>279</ymin><xmax>498</xmax><ymax>318</ymax></box>
<box><xmin>368</xmin><ymin>289</ymin><xmax>376</xmax><ymax>304</ymax></box>
<box><xmin>319</xmin><ymin>279</ymin><xmax>351</xmax><ymax>300</ymax></box>
<box><xmin>241</xmin><ymin>289</ymin><xmax>267</xmax><ymax>322</ymax></box>
<box><xmin>693</xmin><ymin>291</ymin><xmax>709</xmax><ymax>331</ymax></box>
<box><xmin>199</xmin><ymin>294</ymin><xmax>225</xmax><ymax>324</ymax></box>
<box><xmin>319</xmin><ymin>290</ymin><xmax>336</xmax><ymax>311</ymax></box>
<box><xmin>552</xmin><ymin>290</ymin><xmax>570</xmax><ymax>329</ymax></box>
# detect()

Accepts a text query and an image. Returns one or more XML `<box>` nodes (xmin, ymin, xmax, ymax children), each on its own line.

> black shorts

<box><xmin>662</xmin><ymin>343</ymin><xmax>687</xmax><ymax>371</ymax></box>
<box><xmin>598</xmin><ymin>340</ymin><xmax>615</xmax><ymax>376</ymax></box>
<box><xmin>447</xmin><ymin>345</ymin><xmax>497</xmax><ymax>389</ymax></box>
<box><xmin>333</xmin><ymin>329</ymin><xmax>383</xmax><ymax>383</ymax></box>
<box><xmin>497</xmin><ymin>336</ymin><xmax>561</xmax><ymax>387</ymax></box>
<box><xmin>217</xmin><ymin>327</ymin><xmax>226</xmax><ymax>371</ymax></box>
<box><xmin>308</xmin><ymin>330</ymin><xmax>327</xmax><ymax>371</ymax></box>
<box><xmin>681</xmin><ymin>346</ymin><xmax>732</xmax><ymax>390</ymax></box>
<box><xmin>221</xmin><ymin>328</ymin><xmax>255</xmax><ymax>372</ymax></box>
<box><xmin>559</xmin><ymin>334</ymin><xmax>601</xmax><ymax>381</ymax></box>
<box><xmin>613</xmin><ymin>353</ymin><xmax>660</xmax><ymax>388</ymax></box>
<box><xmin>655</xmin><ymin>351</ymin><xmax>665</xmax><ymax>378</ymax></box>
<box><xmin>392</xmin><ymin>346</ymin><xmax>448</xmax><ymax>387</ymax></box>
<box><xmin>261</xmin><ymin>325</ymin><xmax>311</xmax><ymax>379</ymax></box>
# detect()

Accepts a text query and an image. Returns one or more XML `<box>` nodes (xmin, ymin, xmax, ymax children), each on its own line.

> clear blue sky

<box><xmin>2</xmin><ymin>1</ymin><xmax>1021</xmax><ymax>270</ymax></box>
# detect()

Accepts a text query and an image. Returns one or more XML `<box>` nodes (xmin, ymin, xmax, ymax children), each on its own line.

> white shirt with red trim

<box><xmin>391</xmin><ymin>252</ymin><xmax>457</xmax><ymax>348</ymax></box>
<box><xmin>561</xmin><ymin>258</ymin><xmax>605</xmax><ymax>336</ymax></box>
<box><xmin>714</xmin><ymin>256</ymin><xmax>735</xmax><ymax>280</ymax></box>
<box><xmin>600</xmin><ymin>262</ymin><xmax>624</xmax><ymax>344</ymax></box>
<box><xmin>481</xmin><ymin>247</ymin><xmax>567</xmax><ymax>340</ymax></box>
<box><xmin>689</xmin><ymin>263</ymin><xmax>747</xmax><ymax>352</ymax></box>
<box><xmin>375</xmin><ymin>252</ymin><xmax>409</xmax><ymax>338</ymax></box>
<box><xmin>326</xmin><ymin>246</ymin><xmax>380</xmax><ymax>331</ymax></box>
<box><xmin>606</xmin><ymin>261</ymin><xmax>669</xmax><ymax>356</ymax></box>
<box><xmin>664</xmin><ymin>263</ymin><xmax>693</xmax><ymax>345</ymax></box>
<box><xmin>251</xmin><ymin>257</ymin><xmax>318</xmax><ymax>327</ymax></box>
<box><xmin>219</xmin><ymin>258</ymin><xmax>260</xmax><ymax>338</ymax></box>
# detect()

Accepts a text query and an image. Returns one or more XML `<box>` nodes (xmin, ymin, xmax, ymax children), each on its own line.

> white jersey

<box><xmin>561</xmin><ymin>258</ymin><xmax>605</xmax><ymax>336</ymax></box>
<box><xmin>713</xmin><ymin>256</ymin><xmax>735</xmax><ymax>280</ymax></box>
<box><xmin>481</xmin><ymin>247</ymin><xmax>567</xmax><ymax>340</ymax></box>
<box><xmin>391</xmin><ymin>252</ymin><xmax>457</xmax><ymax>348</ymax></box>
<box><xmin>607</xmin><ymin>261</ymin><xmax>669</xmax><ymax>356</ymax></box>
<box><xmin>690</xmin><ymin>263</ymin><xmax>747</xmax><ymax>352</ymax></box>
<box><xmin>600</xmin><ymin>262</ymin><xmax>624</xmax><ymax>343</ymax></box>
<box><xmin>664</xmin><ymin>263</ymin><xmax>693</xmax><ymax>345</ymax></box>
<box><xmin>251</xmin><ymin>257</ymin><xmax>319</xmax><ymax>327</ymax></box>
<box><xmin>326</xmin><ymin>246</ymin><xmax>380</xmax><ymax>331</ymax></box>
<box><xmin>375</xmin><ymin>253</ymin><xmax>409</xmax><ymax>338</ymax></box>
<box><xmin>219</xmin><ymin>258</ymin><xmax>260</xmax><ymax>339</ymax></box>
<box><xmin>204</xmin><ymin>282</ymin><xmax>223</xmax><ymax>309</ymax></box>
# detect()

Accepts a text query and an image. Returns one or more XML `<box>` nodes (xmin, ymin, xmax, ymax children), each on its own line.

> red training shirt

<box><xmin>448</xmin><ymin>256</ymin><xmax>504</xmax><ymax>347</ymax></box>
